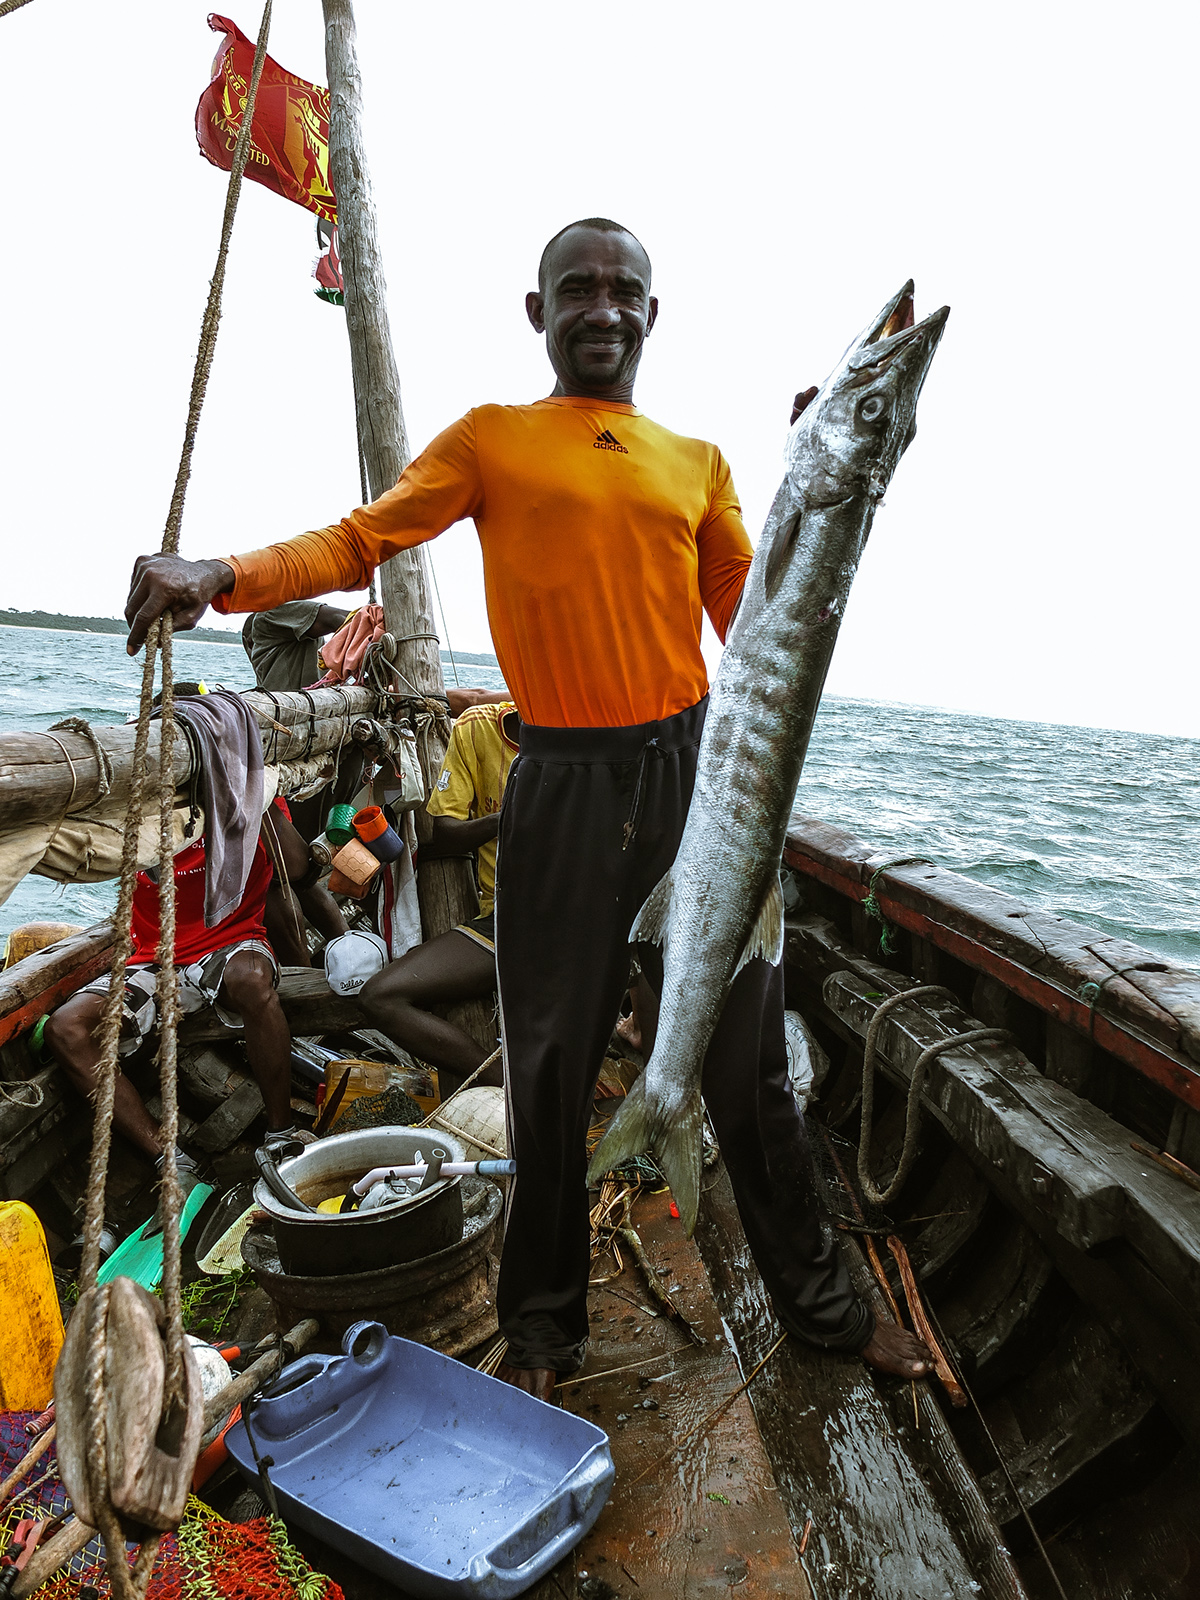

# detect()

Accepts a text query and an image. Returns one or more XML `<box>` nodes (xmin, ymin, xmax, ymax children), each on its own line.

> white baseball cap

<box><xmin>324</xmin><ymin>929</ymin><xmax>389</xmax><ymax>994</ymax></box>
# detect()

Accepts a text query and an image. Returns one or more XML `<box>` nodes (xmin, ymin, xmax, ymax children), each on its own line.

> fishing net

<box><xmin>0</xmin><ymin>1414</ymin><xmax>343</xmax><ymax>1600</ymax></box>
<box><xmin>333</xmin><ymin>1083</ymin><xmax>421</xmax><ymax>1132</ymax></box>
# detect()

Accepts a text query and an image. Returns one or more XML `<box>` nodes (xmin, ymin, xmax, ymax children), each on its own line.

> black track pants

<box><xmin>494</xmin><ymin>697</ymin><xmax>872</xmax><ymax>1370</ymax></box>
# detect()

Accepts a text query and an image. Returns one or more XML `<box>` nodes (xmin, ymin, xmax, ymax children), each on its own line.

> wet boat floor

<box><xmin>286</xmin><ymin>1185</ymin><xmax>807</xmax><ymax>1599</ymax></box>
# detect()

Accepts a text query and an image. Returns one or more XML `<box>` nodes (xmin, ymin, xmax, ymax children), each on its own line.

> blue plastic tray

<box><xmin>225</xmin><ymin>1322</ymin><xmax>614</xmax><ymax>1600</ymax></box>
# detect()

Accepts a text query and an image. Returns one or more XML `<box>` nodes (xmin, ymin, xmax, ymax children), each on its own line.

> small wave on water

<box><xmin>1</xmin><ymin>628</ymin><xmax>1196</xmax><ymax>969</ymax></box>
<box><xmin>794</xmin><ymin>696</ymin><xmax>1199</xmax><ymax>969</ymax></box>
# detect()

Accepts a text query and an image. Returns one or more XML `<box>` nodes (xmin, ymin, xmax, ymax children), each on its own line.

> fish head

<box><xmin>786</xmin><ymin>283</ymin><xmax>949</xmax><ymax>508</ymax></box>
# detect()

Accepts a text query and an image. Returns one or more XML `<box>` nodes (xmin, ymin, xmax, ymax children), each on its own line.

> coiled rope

<box><xmin>858</xmin><ymin>985</ymin><xmax>1010</xmax><ymax>1207</ymax></box>
<box><xmin>74</xmin><ymin>7</ymin><xmax>273</xmax><ymax>1596</ymax></box>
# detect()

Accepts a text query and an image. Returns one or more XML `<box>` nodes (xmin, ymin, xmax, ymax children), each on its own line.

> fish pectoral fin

<box><xmin>587</xmin><ymin>1076</ymin><xmax>705</xmax><ymax>1237</ymax></box>
<box><xmin>630</xmin><ymin>870</ymin><xmax>674</xmax><ymax>949</ymax></box>
<box><xmin>733</xmin><ymin>875</ymin><xmax>785</xmax><ymax>978</ymax></box>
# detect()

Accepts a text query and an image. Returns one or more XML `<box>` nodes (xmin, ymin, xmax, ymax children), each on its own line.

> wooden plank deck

<box><xmin>284</xmin><ymin>1186</ymin><xmax>801</xmax><ymax>1600</ymax></box>
<box><xmin>693</xmin><ymin>1168</ymin><xmax>1027</xmax><ymax>1600</ymax></box>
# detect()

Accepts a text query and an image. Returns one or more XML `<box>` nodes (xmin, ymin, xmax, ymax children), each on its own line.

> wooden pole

<box><xmin>319</xmin><ymin>0</ymin><xmax>433</xmax><ymax>693</ymax></box>
<box><xmin>320</xmin><ymin>1</ymin><xmax>495</xmax><ymax>1051</ymax></box>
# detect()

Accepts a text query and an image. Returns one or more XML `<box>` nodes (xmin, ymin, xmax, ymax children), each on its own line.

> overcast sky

<box><xmin>3</xmin><ymin>1</ymin><xmax>1196</xmax><ymax>737</ymax></box>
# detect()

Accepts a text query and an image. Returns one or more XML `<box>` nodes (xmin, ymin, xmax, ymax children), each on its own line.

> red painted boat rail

<box><xmin>784</xmin><ymin>817</ymin><xmax>1200</xmax><ymax>1113</ymax></box>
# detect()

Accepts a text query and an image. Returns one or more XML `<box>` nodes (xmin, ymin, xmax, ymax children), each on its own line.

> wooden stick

<box><xmin>886</xmin><ymin>1236</ymin><xmax>968</xmax><ymax>1407</ymax></box>
<box><xmin>10</xmin><ymin>1516</ymin><xmax>97</xmax><ymax>1600</ymax></box>
<box><xmin>427</xmin><ymin>1114</ymin><xmax>506</xmax><ymax>1160</ymax></box>
<box><xmin>416</xmin><ymin>1048</ymin><xmax>502</xmax><ymax>1126</ymax></box>
<box><xmin>863</xmin><ymin>1234</ymin><xmax>905</xmax><ymax>1326</ymax></box>
<box><xmin>0</xmin><ymin>1422</ymin><xmax>55</xmax><ymax>1506</ymax></box>
<box><xmin>1131</xmin><ymin>1140</ymin><xmax>1200</xmax><ymax>1193</ymax></box>
<box><xmin>557</xmin><ymin>1349</ymin><xmax>679</xmax><ymax>1391</ymax></box>
<box><xmin>201</xmin><ymin>1318</ymin><xmax>319</xmax><ymax>1433</ymax></box>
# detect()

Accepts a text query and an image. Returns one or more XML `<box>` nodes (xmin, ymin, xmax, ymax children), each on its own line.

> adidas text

<box><xmin>593</xmin><ymin>429</ymin><xmax>628</xmax><ymax>454</ymax></box>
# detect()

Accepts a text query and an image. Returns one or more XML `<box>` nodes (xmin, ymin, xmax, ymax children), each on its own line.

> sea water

<box><xmin>1</xmin><ymin>625</ymin><xmax>1196</xmax><ymax>968</ymax></box>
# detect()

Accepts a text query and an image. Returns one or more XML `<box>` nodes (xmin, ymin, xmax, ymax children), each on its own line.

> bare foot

<box><xmin>614</xmin><ymin>1014</ymin><xmax>643</xmax><ymax>1056</ymax></box>
<box><xmin>496</xmin><ymin>1361</ymin><xmax>557</xmax><ymax>1403</ymax></box>
<box><xmin>861</xmin><ymin>1321</ymin><xmax>932</xmax><ymax>1379</ymax></box>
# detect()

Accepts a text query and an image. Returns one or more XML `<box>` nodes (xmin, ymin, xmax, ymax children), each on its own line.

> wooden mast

<box><xmin>319</xmin><ymin>1</ymin><xmax>493</xmax><ymax>1052</ymax></box>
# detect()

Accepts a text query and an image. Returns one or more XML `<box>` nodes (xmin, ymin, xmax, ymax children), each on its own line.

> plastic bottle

<box><xmin>0</xmin><ymin>1201</ymin><xmax>65</xmax><ymax>1410</ymax></box>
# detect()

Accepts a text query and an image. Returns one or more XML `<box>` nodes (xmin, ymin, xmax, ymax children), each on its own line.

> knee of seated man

<box><xmin>359</xmin><ymin>959</ymin><xmax>424</xmax><ymax>1013</ymax></box>
<box><xmin>45</xmin><ymin>994</ymin><xmax>103</xmax><ymax>1056</ymax></box>
<box><xmin>221</xmin><ymin>951</ymin><xmax>277</xmax><ymax>1007</ymax></box>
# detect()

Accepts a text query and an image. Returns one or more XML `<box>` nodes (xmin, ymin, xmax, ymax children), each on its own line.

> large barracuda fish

<box><xmin>589</xmin><ymin>282</ymin><xmax>949</xmax><ymax>1234</ymax></box>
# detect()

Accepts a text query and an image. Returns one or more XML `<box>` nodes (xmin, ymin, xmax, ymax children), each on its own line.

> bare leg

<box><xmin>358</xmin><ymin>930</ymin><xmax>497</xmax><ymax>1080</ymax></box>
<box><xmin>260</xmin><ymin>804</ymin><xmax>348</xmax><ymax>962</ymax></box>
<box><xmin>219</xmin><ymin>950</ymin><xmax>293</xmax><ymax>1130</ymax></box>
<box><xmin>45</xmin><ymin>993</ymin><xmax>163</xmax><ymax>1160</ymax></box>
<box><xmin>265</xmin><ymin>879</ymin><xmax>310</xmax><ymax>966</ymax></box>
<box><xmin>298</xmin><ymin>882</ymin><xmax>347</xmax><ymax>944</ymax></box>
<box><xmin>614</xmin><ymin>970</ymin><xmax>659</xmax><ymax>1057</ymax></box>
<box><xmin>495</xmin><ymin>1361</ymin><xmax>556</xmax><ymax>1403</ymax></box>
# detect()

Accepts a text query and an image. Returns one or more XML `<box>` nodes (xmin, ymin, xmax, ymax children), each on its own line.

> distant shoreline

<box><xmin>1</xmin><ymin>611</ymin><xmax>501</xmax><ymax>669</ymax></box>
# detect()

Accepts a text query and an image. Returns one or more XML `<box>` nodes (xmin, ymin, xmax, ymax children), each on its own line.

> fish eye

<box><xmin>859</xmin><ymin>395</ymin><xmax>888</xmax><ymax>423</ymax></box>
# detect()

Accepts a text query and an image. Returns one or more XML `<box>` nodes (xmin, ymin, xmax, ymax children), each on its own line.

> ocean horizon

<box><xmin>1</xmin><ymin>624</ymin><xmax>1196</xmax><ymax>968</ymax></box>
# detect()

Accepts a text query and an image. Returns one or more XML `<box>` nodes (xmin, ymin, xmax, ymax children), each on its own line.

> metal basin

<box><xmin>241</xmin><ymin>1178</ymin><xmax>502</xmax><ymax>1354</ymax></box>
<box><xmin>252</xmin><ymin>1126</ymin><xmax>465</xmax><ymax>1277</ymax></box>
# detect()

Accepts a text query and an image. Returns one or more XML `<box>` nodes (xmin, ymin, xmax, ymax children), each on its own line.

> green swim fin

<box><xmin>98</xmin><ymin>1181</ymin><xmax>214</xmax><ymax>1291</ymax></box>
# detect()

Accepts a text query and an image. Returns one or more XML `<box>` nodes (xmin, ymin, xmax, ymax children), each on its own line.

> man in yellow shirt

<box><xmin>358</xmin><ymin>702</ymin><xmax>519</xmax><ymax>1093</ymax></box>
<box><xmin>125</xmin><ymin>218</ymin><xmax>930</xmax><ymax>1398</ymax></box>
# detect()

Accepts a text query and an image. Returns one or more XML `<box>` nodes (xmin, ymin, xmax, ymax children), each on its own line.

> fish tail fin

<box><xmin>630</xmin><ymin>869</ymin><xmax>674</xmax><ymax>948</ymax></box>
<box><xmin>587</xmin><ymin>1074</ymin><xmax>705</xmax><ymax>1236</ymax></box>
<box><xmin>733</xmin><ymin>874</ymin><xmax>785</xmax><ymax>977</ymax></box>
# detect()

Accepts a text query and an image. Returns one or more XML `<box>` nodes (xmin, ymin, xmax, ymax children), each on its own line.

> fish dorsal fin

<box><xmin>630</xmin><ymin>869</ymin><xmax>674</xmax><ymax>949</ymax></box>
<box><xmin>733</xmin><ymin>876</ymin><xmax>785</xmax><ymax>977</ymax></box>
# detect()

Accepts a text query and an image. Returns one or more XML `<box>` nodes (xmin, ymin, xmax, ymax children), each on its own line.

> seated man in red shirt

<box><xmin>46</xmin><ymin>812</ymin><xmax>299</xmax><ymax>1181</ymax></box>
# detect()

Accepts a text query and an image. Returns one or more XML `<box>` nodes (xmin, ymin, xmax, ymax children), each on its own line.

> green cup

<box><xmin>326</xmin><ymin>802</ymin><xmax>357</xmax><ymax>846</ymax></box>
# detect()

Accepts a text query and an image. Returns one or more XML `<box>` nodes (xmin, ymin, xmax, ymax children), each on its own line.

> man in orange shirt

<box><xmin>125</xmin><ymin>219</ymin><xmax>930</xmax><ymax>1396</ymax></box>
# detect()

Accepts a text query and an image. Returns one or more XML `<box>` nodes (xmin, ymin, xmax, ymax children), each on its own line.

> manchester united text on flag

<box><xmin>195</xmin><ymin>14</ymin><xmax>337</xmax><ymax>224</ymax></box>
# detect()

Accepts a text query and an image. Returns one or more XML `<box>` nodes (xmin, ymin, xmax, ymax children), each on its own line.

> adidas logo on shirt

<box><xmin>593</xmin><ymin>428</ymin><xmax>629</xmax><ymax>454</ymax></box>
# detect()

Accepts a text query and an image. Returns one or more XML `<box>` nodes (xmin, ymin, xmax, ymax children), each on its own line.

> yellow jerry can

<box><xmin>0</xmin><ymin>1200</ymin><xmax>65</xmax><ymax>1411</ymax></box>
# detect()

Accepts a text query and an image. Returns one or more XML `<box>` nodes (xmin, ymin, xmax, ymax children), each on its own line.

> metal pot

<box><xmin>252</xmin><ymin>1126</ymin><xmax>465</xmax><ymax>1277</ymax></box>
<box><xmin>241</xmin><ymin>1178</ymin><xmax>502</xmax><ymax>1354</ymax></box>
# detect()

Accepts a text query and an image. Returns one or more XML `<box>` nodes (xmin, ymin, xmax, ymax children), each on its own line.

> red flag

<box><xmin>195</xmin><ymin>14</ymin><xmax>337</xmax><ymax>225</ymax></box>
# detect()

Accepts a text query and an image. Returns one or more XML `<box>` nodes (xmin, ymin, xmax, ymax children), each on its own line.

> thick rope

<box><xmin>0</xmin><ymin>0</ymin><xmax>35</xmax><ymax>17</ymax></box>
<box><xmin>858</xmin><ymin>985</ymin><xmax>1010</xmax><ymax>1206</ymax></box>
<box><xmin>48</xmin><ymin>717</ymin><xmax>114</xmax><ymax>806</ymax></box>
<box><xmin>74</xmin><ymin>5</ymin><xmax>274</xmax><ymax>1592</ymax></box>
<box><xmin>357</xmin><ymin>435</ymin><xmax>378</xmax><ymax>606</ymax></box>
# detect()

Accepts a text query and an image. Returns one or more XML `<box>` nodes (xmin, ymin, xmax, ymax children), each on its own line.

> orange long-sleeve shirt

<box><xmin>214</xmin><ymin>397</ymin><xmax>753</xmax><ymax>728</ymax></box>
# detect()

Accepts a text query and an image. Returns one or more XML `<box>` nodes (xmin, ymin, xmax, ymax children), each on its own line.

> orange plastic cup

<box><xmin>354</xmin><ymin>806</ymin><xmax>387</xmax><ymax>843</ymax></box>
